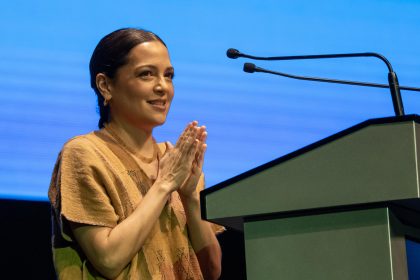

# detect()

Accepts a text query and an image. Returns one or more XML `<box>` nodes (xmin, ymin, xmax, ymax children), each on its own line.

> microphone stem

<box><xmin>388</xmin><ymin>72</ymin><xmax>405</xmax><ymax>116</ymax></box>
<box><xmin>243</xmin><ymin>52</ymin><xmax>394</xmax><ymax>72</ymax></box>
<box><xmin>253</xmin><ymin>66</ymin><xmax>414</xmax><ymax>116</ymax></box>
<box><xmin>234</xmin><ymin>49</ymin><xmax>411</xmax><ymax>116</ymax></box>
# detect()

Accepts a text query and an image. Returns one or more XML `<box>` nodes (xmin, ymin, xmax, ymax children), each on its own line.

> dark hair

<box><xmin>89</xmin><ymin>28</ymin><xmax>166</xmax><ymax>128</ymax></box>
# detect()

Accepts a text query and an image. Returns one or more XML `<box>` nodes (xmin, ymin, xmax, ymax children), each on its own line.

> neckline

<box><xmin>101</xmin><ymin>125</ymin><xmax>161</xmax><ymax>195</ymax></box>
<box><xmin>104</xmin><ymin>123</ymin><xmax>159</xmax><ymax>164</ymax></box>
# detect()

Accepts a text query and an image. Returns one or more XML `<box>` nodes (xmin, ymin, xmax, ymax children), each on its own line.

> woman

<box><xmin>48</xmin><ymin>28</ymin><xmax>223</xmax><ymax>280</ymax></box>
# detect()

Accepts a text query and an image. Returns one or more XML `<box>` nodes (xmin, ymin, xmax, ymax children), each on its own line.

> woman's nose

<box><xmin>154</xmin><ymin>77</ymin><xmax>170</xmax><ymax>95</ymax></box>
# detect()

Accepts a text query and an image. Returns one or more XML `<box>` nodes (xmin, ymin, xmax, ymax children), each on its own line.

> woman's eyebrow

<box><xmin>133</xmin><ymin>65</ymin><xmax>174</xmax><ymax>71</ymax></box>
<box><xmin>134</xmin><ymin>64</ymin><xmax>157</xmax><ymax>70</ymax></box>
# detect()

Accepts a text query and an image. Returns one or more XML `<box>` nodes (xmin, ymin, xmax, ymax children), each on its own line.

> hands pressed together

<box><xmin>157</xmin><ymin>121</ymin><xmax>207</xmax><ymax>199</ymax></box>
<box><xmin>155</xmin><ymin>122</ymin><xmax>222</xmax><ymax>280</ymax></box>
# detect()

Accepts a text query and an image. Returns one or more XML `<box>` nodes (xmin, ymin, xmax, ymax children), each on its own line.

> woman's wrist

<box><xmin>179</xmin><ymin>191</ymin><xmax>200</xmax><ymax>211</ymax></box>
<box><xmin>154</xmin><ymin>177</ymin><xmax>177</xmax><ymax>196</ymax></box>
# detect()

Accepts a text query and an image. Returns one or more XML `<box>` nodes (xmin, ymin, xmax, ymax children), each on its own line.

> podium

<box><xmin>201</xmin><ymin>115</ymin><xmax>420</xmax><ymax>280</ymax></box>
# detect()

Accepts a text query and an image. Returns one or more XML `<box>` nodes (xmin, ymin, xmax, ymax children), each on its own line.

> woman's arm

<box><xmin>180</xmin><ymin>193</ymin><xmax>222</xmax><ymax>280</ymax></box>
<box><xmin>70</xmin><ymin>123</ymin><xmax>200</xmax><ymax>279</ymax></box>
<box><xmin>70</xmin><ymin>179</ymin><xmax>172</xmax><ymax>279</ymax></box>
<box><xmin>178</xmin><ymin>128</ymin><xmax>222</xmax><ymax>280</ymax></box>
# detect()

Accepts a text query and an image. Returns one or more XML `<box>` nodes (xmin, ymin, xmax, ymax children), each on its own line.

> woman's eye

<box><xmin>165</xmin><ymin>72</ymin><xmax>175</xmax><ymax>80</ymax></box>
<box><xmin>138</xmin><ymin>70</ymin><xmax>153</xmax><ymax>78</ymax></box>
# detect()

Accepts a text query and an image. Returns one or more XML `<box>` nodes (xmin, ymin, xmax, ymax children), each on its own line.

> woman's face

<box><xmin>108</xmin><ymin>41</ymin><xmax>174</xmax><ymax>131</ymax></box>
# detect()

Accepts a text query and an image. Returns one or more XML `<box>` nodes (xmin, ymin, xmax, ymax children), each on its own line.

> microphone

<box><xmin>243</xmin><ymin>63</ymin><xmax>256</xmax><ymax>73</ymax></box>
<box><xmin>227</xmin><ymin>49</ymin><xmax>420</xmax><ymax>117</ymax></box>
<box><xmin>226</xmin><ymin>48</ymin><xmax>241</xmax><ymax>59</ymax></box>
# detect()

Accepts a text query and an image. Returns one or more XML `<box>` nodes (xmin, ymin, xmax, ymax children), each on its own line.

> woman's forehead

<box><xmin>126</xmin><ymin>41</ymin><xmax>171</xmax><ymax>65</ymax></box>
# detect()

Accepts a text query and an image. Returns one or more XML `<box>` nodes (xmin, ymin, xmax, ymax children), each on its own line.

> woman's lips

<box><xmin>147</xmin><ymin>99</ymin><xmax>167</xmax><ymax>110</ymax></box>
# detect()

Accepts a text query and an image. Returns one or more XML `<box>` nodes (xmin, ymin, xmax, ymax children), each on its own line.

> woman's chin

<box><xmin>143</xmin><ymin>117</ymin><xmax>168</xmax><ymax>130</ymax></box>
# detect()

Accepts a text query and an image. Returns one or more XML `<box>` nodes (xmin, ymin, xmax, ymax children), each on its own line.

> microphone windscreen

<box><xmin>243</xmin><ymin>63</ymin><xmax>256</xmax><ymax>73</ymax></box>
<box><xmin>226</xmin><ymin>48</ymin><xmax>240</xmax><ymax>59</ymax></box>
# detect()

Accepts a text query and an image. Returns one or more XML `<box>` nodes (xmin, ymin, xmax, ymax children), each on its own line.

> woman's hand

<box><xmin>155</xmin><ymin>122</ymin><xmax>200</xmax><ymax>193</ymax></box>
<box><xmin>177</xmin><ymin>124</ymin><xmax>207</xmax><ymax>199</ymax></box>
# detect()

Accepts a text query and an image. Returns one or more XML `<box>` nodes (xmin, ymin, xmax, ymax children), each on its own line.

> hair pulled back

<box><xmin>89</xmin><ymin>28</ymin><xmax>166</xmax><ymax>128</ymax></box>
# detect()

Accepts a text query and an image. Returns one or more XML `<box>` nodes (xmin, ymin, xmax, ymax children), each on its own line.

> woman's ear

<box><xmin>96</xmin><ymin>73</ymin><xmax>113</xmax><ymax>102</ymax></box>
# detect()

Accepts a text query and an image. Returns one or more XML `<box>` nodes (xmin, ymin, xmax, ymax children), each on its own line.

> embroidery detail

<box><xmin>175</xmin><ymin>247</ymin><xmax>194</xmax><ymax>280</ymax></box>
<box><xmin>156</xmin><ymin>250</ymin><xmax>170</xmax><ymax>280</ymax></box>
<box><xmin>126</xmin><ymin>169</ymin><xmax>149</xmax><ymax>195</ymax></box>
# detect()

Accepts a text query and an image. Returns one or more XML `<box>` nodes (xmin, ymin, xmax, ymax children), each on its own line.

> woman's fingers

<box><xmin>176</xmin><ymin>121</ymin><xmax>206</xmax><ymax>148</ymax></box>
<box><xmin>193</xmin><ymin>130</ymin><xmax>205</xmax><ymax>160</ymax></box>
<box><xmin>176</xmin><ymin>122</ymin><xmax>194</xmax><ymax>147</ymax></box>
<box><xmin>196</xmin><ymin>142</ymin><xmax>207</xmax><ymax>170</ymax></box>
<box><xmin>175</xmin><ymin>124</ymin><xmax>189</xmax><ymax>148</ymax></box>
<box><xmin>177</xmin><ymin>122</ymin><xmax>199</xmax><ymax>151</ymax></box>
<box><xmin>166</xmin><ymin>121</ymin><xmax>206</xmax><ymax>175</ymax></box>
<box><xmin>199</xmin><ymin>129</ymin><xmax>207</xmax><ymax>143</ymax></box>
<box><xmin>194</xmin><ymin>125</ymin><xmax>206</xmax><ymax>142</ymax></box>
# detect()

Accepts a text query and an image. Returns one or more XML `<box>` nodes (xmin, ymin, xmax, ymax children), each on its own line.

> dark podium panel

<box><xmin>201</xmin><ymin>115</ymin><xmax>420</xmax><ymax>280</ymax></box>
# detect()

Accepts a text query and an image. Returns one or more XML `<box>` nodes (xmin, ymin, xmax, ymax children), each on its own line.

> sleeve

<box><xmin>53</xmin><ymin>137</ymin><xmax>119</xmax><ymax>229</ymax></box>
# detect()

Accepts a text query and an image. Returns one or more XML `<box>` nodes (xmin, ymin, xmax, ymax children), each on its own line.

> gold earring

<box><xmin>104</xmin><ymin>98</ymin><xmax>110</xmax><ymax>106</ymax></box>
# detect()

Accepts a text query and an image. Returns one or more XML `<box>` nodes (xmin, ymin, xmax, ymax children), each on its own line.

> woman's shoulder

<box><xmin>62</xmin><ymin>132</ymin><xmax>90</xmax><ymax>148</ymax></box>
<box><xmin>60</xmin><ymin>130</ymin><xmax>105</xmax><ymax>158</ymax></box>
<box><xmin>56</xmin><ymin>130</ymin><xmax>119</xmax><ymax>172</ymax></box>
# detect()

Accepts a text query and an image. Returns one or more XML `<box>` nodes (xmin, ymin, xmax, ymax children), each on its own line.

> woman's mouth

<box><xmin>147</xmin><ymin>99</ymin><xmax>167</xmax><ymax>111</ymax></box>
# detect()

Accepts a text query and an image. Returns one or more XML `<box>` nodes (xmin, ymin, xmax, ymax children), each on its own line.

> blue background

<box><xmin>1</xmin><ymin>0</ymin><xmax>419</xmax><ymax>277</ymax></box>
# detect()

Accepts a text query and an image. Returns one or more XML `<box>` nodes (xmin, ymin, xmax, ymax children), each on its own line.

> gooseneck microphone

<box><xmin>227</xmin><ymin>48</ymin><xmax>420</xmax><ymax>117</ymax></box>
<box><xmin>228</xmin><ymin>48</ymin><xmax>393</xmax><ymax>67</ymax></box>
<box><xmin>226</xmin><ymin>48</ymin><xmax>241</xmax><ymax>59</ymax></box>
<box><xmin>243</xmin><ymin>62</ymin><xmax>417</xmax><ymax>90</ymax></box>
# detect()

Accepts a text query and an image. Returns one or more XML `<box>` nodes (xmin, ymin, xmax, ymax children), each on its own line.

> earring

<box><xmin>103</xmin><ymin>98</ymin><xmax>110</xmax><ymax>106</ymax></box>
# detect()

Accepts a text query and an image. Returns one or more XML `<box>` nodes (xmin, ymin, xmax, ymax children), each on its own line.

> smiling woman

<box><xmin>97</xmin><ymin>41</ymin><xmax>174</xmax><ymax>132</ymax></box>
<box><xmin>48</xmin><ymin>28</ymin><xmax>223</xmax><ymax>280</ymax></box>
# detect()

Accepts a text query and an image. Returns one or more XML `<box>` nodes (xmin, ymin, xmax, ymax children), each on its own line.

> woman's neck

<box><xmin>106</xmin><ymin>119</ymin><xmax>155</xmax><ymax>159</ymax></box>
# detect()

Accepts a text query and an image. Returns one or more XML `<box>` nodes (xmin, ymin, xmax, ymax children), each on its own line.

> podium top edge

<box><xmin>201</xmin><ymin>114</ymin><xmax>420</xmax><ymax>196</ymax></box>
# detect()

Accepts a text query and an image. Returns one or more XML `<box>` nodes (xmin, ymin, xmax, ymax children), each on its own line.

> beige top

<box><xmin>48</xmin><ymin>129</ymin><xmax>223</xmax><ymax>279</ymax></box>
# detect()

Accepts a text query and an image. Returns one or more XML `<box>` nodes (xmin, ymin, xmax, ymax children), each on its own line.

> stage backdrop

<box><xmin>1</xmin><ymin>0</ymin><xmax>419</xmax><ymax>276</ymax></box>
